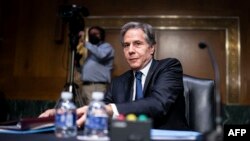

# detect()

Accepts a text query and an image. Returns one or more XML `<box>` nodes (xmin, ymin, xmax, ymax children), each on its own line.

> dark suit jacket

<box><xmin>104</xmin><ymin>58</ymin><xmax>189</xmax><ymax>130</ymax></box>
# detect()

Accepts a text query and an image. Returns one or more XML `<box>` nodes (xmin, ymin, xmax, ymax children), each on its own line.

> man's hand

<box><xmin>76</xmin><ymin>106</ymin><xmax>88</xmax><ymax>128</ymax></box>
<box><xmin>38</xmin><ymin>109</ymin><xmax>56</xmax><ymax>118</ymax></box>
<box><xmin>39</xmin><ymin>106</ymin><xmax>89</xmax><ymax>128</ymax></box>
<box><xmin>105</xmin><ymin>104</ymin><xmax>114</xmax><ymax>117</ymax></box>
<box><xmin>76</xmin><ymin>104</ymin><xmax>114</xmax><ymax>127</ymax></box>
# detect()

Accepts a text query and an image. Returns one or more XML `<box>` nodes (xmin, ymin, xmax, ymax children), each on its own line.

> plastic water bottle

<box><xmin>55</xmin><ymin>91</ymin><xmax>77</xmax><ymax>138</ymax></box>
<box><xmin>83</xmin><ymin>91</ymin><xmax>109</xmax><ymax>140</ymax></box>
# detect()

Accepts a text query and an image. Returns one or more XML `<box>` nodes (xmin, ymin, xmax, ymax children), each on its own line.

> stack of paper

<box><xmin>0</xmin><ymin>117</ymin><xmax>54</xmax><ymax>134</ymax></box>
<box><xmin>151</xmin><ymin>129</ymin><xmax>201</xmax><ymax>140</ymax></box>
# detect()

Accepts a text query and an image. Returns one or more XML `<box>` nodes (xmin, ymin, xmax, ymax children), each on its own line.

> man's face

<box><xmin>89</xmin><ymin>28</ymin><xmax>101</xmax><ymax>44</ymax></box>
<box><xmin>122</xmin><ymin>28</ymin><xmax>155</xmax><ymax>71</ymax></box>
<box><xmin>89</xmin><ymin>28</ymin><xmax>101</xmax><ymax>38</ymax></box>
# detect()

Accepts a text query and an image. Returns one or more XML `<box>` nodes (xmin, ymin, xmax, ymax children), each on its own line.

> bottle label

<box><xmin>85</xmin><ymin>115</ymin><xmax>108</xmax><ymax>130</ymax></box>
<box><xmin>55</xmin><ymin>112</ymin><xmax>76</xmax><ymax>127</ymax></box>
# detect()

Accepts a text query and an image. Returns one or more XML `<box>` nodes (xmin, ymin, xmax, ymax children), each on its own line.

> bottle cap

<box><xmin>92</xmin><ymin>91</ymin><xmax>104</xmax><ymax>100</ymax></box>
<box><xmin>61</xmin><ymin>91</ymin><xmax>73</xmax><ymax>100</ymax></box>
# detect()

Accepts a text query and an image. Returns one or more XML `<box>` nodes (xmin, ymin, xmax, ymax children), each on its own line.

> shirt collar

<box><xmin>134</xmin><ymin>59</ymin><xmax>152</xmax><ymax>77</ymax></box>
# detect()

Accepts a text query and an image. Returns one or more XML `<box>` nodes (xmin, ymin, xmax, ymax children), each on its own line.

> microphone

<box><xmin>198</xmin><ymin>42</ymin><xmax>207</xmax><ymax>49</ymax></box>
<box><xmin>198</xmin><ymin>42</ymin><xmax>223</xmax><ymax>141</ymax></box>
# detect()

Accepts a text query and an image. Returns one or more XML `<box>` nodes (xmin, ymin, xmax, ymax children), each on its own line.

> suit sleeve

<box><xmin>115</xmin><ymin>58</ymin><xmax>184</xmax><ymax>118</ymax></box>
<box><xmin>103</xmin><ymin>81</ymin><xmax>114</xmax><ymax>104</ymax></box>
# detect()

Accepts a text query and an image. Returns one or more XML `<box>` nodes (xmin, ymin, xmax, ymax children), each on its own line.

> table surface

<box><xmin>0</xmin><ymin>132</ymin><xmax>202</xmax><ymax>141</ymax></box>
<box><xmin>0</xmin><ymin>128</ymin><xmax>203</xmax><ymax>141</ymax></box>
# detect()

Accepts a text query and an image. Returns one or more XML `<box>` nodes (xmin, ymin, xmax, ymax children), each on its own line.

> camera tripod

<box><xmin>54</xmin><ymin>4</ymin><xmax>89</xmax><ymax>107</ymax></box>
<box><xmin>62</xmin><ymin>33</ymin><xmax>85</xmax><ymax>107</ymax></box>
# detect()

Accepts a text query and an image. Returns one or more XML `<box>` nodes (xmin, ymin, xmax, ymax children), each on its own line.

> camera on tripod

<box><xmin>58</xmin><ymin>4</ymin><xmax>89</xmax><ymax>107</ymax></box>
<box><xmin>59</xmin><ymin>4</ymin><xmax>89</xmax><ymax>35</ymax></box>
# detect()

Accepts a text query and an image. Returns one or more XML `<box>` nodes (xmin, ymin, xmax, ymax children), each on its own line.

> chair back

<box><xmin>183</xmin><ymin>74</ymin><xmax>216</xmax><ymax>133</ymax></box>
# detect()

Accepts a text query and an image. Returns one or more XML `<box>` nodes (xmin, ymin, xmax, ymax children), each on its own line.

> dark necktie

<box><xmin>135</xmin><ymin>71</ymin><xmax>143</xmax><ymax>100</ymax></box>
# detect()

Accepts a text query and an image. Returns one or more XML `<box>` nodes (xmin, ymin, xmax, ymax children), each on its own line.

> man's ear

<box><xmin>150</xmin><ymin>45</ymin><xmax>156</xmax><ymax>55</ymax></box>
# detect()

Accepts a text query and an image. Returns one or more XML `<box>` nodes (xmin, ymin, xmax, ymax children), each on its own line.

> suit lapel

<box><xmin>143</xmin><ymin>59</ymin><xmax>159</xmax><ymax>95</ymax></box>
<box><xmin>125</xmin><ymin>70</ymin><xmax>134</xmax><ymax>102</ymax></box>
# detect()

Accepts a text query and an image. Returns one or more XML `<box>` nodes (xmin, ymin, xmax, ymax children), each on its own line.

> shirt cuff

<box><xmin>110</xmin><ymin>103</ymin><xmax>119</xmax><ymax>119</ymax></box>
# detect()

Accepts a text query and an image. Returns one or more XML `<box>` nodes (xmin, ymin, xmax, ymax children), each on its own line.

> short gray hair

<box><xmin>120</xmin><ymin>22</ymin><xmax>156</xmax><ymax>46</ymax></box>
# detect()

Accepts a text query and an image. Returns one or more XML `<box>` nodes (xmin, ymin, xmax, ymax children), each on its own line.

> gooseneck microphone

<box><xmin>198</xmin><ymin>42</ymin><xmax>223</xmax><ymax>141</ymax></box>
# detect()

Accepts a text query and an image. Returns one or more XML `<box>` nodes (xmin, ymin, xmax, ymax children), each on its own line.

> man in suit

<box><xmin>40</xmin><ymin>21</ymin><xmax>188</xmax><ymax>130</ymax></box>
<box><xmin>76</xmin><ymin>21</ymin><xmax>188</xmax><ymax>130</ymax></box>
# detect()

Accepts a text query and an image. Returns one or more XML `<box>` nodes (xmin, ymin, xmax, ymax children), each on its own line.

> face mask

<box><xmin>89</xmin><ymin>34</ymin><xmax>100</xmax><ymax>45</ymax></box>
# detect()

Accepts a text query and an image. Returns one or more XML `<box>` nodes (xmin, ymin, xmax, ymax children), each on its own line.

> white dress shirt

<box><xmin>110</xmin><ymin>59</ymin><xmax>152</xmax><ymax>118</ymax></box>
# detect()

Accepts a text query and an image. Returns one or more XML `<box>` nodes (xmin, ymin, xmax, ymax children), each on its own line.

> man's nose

<box><xmin>128</xmin><ymin>44</ymin><xmax>135</xmax><ymax>53</ymax></box>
